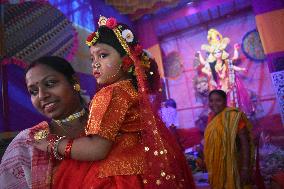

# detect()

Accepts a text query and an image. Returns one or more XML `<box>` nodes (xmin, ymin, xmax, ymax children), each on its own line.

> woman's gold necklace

<box><xmin>53</xmin><ymin>109</ymin><xmax>85</xmax><ymax>125</ymax></box>
<box><xmin>52</xmin><ymin>109</ymin><xmax>86</xmax><ymax>135</ymax></box>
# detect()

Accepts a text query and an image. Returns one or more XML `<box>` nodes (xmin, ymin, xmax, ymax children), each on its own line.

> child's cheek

<box><xmin>106</xmin><ymin>63</ymin><xmax>113</xmax><ymax>68</ymax></box>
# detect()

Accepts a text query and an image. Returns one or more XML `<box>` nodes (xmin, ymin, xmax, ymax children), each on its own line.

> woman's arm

<box><xmin>201</xmin><ymin>63</ymin><xmax>212</xmax><ymax>76</ymax></box>
<box><xmin>238</xmin><ymin>128</ymin><xmax>250</xmax><ymax>169</ymax></box>
<box><xmin>238</xmin><ymin>127</ymin><xmax>252</xmax><ymax>184</ymax></box>
<box><xmin>197</xmin><ymin>51</ymin><xmax>206</xmax><ymax>65</ymax></box>
<box><xmin>232</xmin><ymin>43</ymin><xmax>240</xmax><ymax>60</ymax></box>
<box><xmin>233</xmin><ymin>65</ymin><xmax>246</xmax><ymax>72</ymax></box>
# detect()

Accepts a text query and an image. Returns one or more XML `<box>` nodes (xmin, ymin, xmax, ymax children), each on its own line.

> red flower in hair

<box><xmin>122</xmin><ymin>56</ymin><xmax>133</xmax><ymax>72</ymax></box>
<box><xmin>133</xmin><ymin>44</ymin><xmax>143</xmax><ymax>56</ymax></box>
<box><xmin>86</xmin><ymin>32</ymin><xmax>97</xmax><ymax>42</ymax></box>
<box><xmin>106</xmin><ymin>17</ymin><xmax>117</xmax><ymax>29</ymax></box>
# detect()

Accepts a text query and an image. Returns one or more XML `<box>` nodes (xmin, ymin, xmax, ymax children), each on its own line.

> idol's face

<box><xmin>26</xmin><ymin>64</ymin><xmax>80</xmax><ymax>120</ymax></box>
<box><xmin>90</xmin><ymin>43</ymin><xmax>126</xmax><ymax>85</ymax></box>
<box><xmin>213</xmin><ymin>50</ymin><xmax>222</xmax><ymax>59</ymax></box>
<box><xmin>196</xmin><ymin>80</ymin><xmax>209</xmax><ymax>94</ymax></box>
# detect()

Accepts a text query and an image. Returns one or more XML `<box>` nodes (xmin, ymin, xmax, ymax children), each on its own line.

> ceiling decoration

<box><xmin>105</xmin><ymin>0</ymin><xmax>180</xmax><ymax>20</ymax></box>
<box><xmin>2</xmin><ymin>1</ymin><xmax>78</xmax><ymax>65</ymax></box>
<box><xmin>155</xmin><ymin>0</ymin><xmax>252</xmax><ymax>40</ymax></box>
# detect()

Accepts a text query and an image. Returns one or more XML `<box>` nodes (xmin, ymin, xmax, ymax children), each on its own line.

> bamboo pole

<box><xmin>0</xmin><ymin>4</ymin><xmax>9</xmax><ymax>130</ymax></box>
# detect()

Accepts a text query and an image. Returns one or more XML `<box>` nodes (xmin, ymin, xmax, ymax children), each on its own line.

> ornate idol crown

<box><xmin>201</xmin><ymin>28</ymin><xmax>230</xmax><ymax>62</ymax></box>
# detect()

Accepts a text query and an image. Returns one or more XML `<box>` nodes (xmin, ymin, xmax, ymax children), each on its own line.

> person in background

<box><xmin>160</xmin><ymin>98</ymin><xmax>179</xmax><ymax>129</ymax></box>
<box><xmin>204</xmin><ymin>89</ymin><xmax>254</xmax><ymax>189</ymax></box>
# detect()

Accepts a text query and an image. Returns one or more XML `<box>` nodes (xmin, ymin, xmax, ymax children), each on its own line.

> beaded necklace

<box><xmin>53</xmin><ymin>108</ymin><xmax>86</xmax><ymax>127</ymax></box>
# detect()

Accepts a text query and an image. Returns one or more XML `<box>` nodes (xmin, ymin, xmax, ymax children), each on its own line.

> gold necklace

<box><xmin>52</xmin><ymin>109</ymin><xmax>87</xmax><ymax>136</ymax></box>
<box><xmin>52</xmin><ymin>120</ymin><xmax>79</xmax><ymax>137</ymax></box>
<box><xmin>53</xmin><ymin>108</ymin><xmax>86</xmax><ymax>126</ymax></box>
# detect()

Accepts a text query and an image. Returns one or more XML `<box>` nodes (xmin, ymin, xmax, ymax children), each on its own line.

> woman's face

<box><xmin>90</xmin><ymin>43</ymin><xmax>126</xmax><ymax>85</ymax></box>
<box><xmin>209</xmin><ymin>92</ymin><xmax>227</xmax><ymax>114</ymax></box>
<box><xmin>26</xmin><ymin>64</ymin><xmax>81</xmax><ymax>120</ymax></box>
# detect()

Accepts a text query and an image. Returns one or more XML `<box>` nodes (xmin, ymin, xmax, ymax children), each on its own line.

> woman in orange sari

<box><xmin>32</xmin><ymin>16</ymin><xmax>195</xmax><ymax>189</ymax></box>
<box><xmin>204</xmin><ymin>89</ymin><xmax>254</xmax><ymax>189</ymax></box>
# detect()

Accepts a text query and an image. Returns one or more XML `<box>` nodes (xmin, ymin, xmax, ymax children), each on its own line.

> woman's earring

<box><xmin>73</xmin><ymin>84</ymin><xmax>81</xmax><ymax>92</ymax></box>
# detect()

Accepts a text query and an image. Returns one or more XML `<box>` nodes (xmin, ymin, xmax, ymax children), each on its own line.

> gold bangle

<box><xmin>53</xmin><ymin>136</ymin><xmax>66</xmax><ymax>160</ymax></box>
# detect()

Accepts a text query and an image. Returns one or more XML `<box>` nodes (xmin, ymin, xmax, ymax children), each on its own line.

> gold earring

<box><xmin>73</xmin><ymin>84</ymin><xmax>81</xmax><ymax>92</ymax></box>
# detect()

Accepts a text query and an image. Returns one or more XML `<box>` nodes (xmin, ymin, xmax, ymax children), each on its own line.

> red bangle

<box><xmin>64</xmin><ymin>139</ymin><xmax>74</xmax><ymax>159</ymax></box>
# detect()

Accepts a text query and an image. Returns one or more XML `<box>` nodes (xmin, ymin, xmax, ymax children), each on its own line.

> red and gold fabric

<box><xmin>52</xmin><ymin>80</ymin><xmax>145</xmax><ymax>188</ymax></box>
<box><xmin>86</xmin><ymin>80</ymin><xmax>144</xmax><ymax>177</ymax></box>
<box><xmin>52</xmin><ymin>80</ymin><xmax>195</xmax><ymax>188</ymax></box>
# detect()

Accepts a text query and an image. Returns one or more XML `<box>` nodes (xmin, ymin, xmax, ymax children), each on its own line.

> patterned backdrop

<box><xmin>3</xmin><ymin>1</ymin><xmax>78</xmax><ymax>64</ymax></box>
